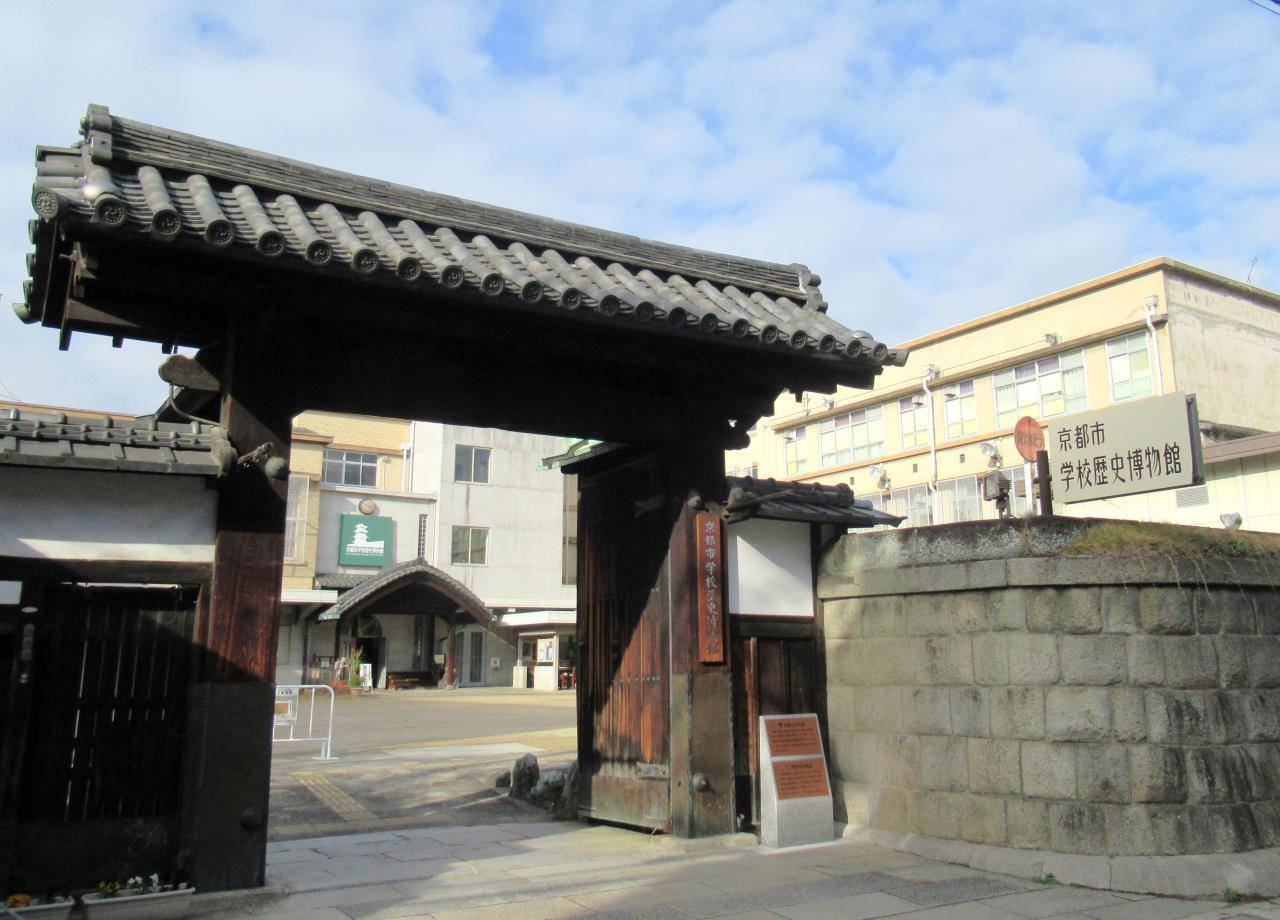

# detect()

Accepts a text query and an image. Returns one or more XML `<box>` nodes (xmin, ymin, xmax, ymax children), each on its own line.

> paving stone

<box><xmin>1086</xmin><ymin>897</ymin><xmax>1231</xmax><ymax>919</ymax></box>
<box><xmin>981</xmin><ymin>885</ymin><xmax>1132</xmax><ymax>918</ymax></box>
<box><xmin>673</xmin><ymin>871</ymin><xmax>907</xmax><ymax>918</ymax></box>
<box><xmin>886</xmin><ymin>874</ymin><xmax>1020</xmax><ymax>906</ymax></box>
<box><xmin>774</xmin><ymin>890</ymin><xmax>921</xmax><ymax>919</ymax></box>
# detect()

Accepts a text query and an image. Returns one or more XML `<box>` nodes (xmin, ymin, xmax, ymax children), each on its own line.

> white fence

<box><xmin>272</xmin><ymin>684</ymin><xmax>337</xmax><ymax>760</ymax></box>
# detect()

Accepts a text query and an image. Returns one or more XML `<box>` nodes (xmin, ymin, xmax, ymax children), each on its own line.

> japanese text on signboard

<box><xmin>696</xmin><ymin>511</ymin><xmax>724</xmax><ymax>664</ymax></box>
<box><xmin>1046</xmin><ymin>393</ymin><xmax>1199</xmax><ymax>504</ymax></box>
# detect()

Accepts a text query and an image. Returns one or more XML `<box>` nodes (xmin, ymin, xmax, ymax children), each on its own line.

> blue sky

<box><xmin>1</xmin><ymin>0</ymin><xmax>1276</xmax><ymax>414</ymax></box>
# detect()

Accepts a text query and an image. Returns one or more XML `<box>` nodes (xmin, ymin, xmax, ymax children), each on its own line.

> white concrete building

<box><xmin>275</xmin><ymin>414</ymin><xmax>577</xmax><ymax>691</ymax></box>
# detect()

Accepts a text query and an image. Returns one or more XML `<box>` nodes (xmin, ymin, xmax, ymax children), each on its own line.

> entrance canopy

<box><xmin>313</xmin><ymin>557</ymin><xmax>491</xmax><ymax>629</ymax></box>
<box><xmin>20</xmin><ymin>104</ymin><xmax>904</xmax><ymax>448</ymax></box>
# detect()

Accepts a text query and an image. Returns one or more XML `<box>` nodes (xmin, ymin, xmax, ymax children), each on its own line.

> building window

<box><xmin>416</xmin><ymin>513</ymin><xmax>430</xmax><ymax>560</ymax></box>
<box><xmin>284</xmin><ymin>474</ymin><xmax>309</xmax><ymax>561</ymax></box>
<box><xmin>994</xmin><ymin>350</ymin><xmax>1086</xmax><ymax>428</ymax></box>
<box><xmin>730</xmin><ymin>462</ymin><xmax>759</xmax><ymax>478</ymax></box>
<box><xmin>944</xmin><ymin>380</ymin><xmax>977</xmax><ymax>439</ymax></box>
<box><xmin>454</xmin><ymin>445</ymin><xmax>491</xmax><ymax>483</ymax></box>
<box><xmin>899</xmin><ymin>396</ymin><xmax>931</xmax><ymax>450</ymax></box>
<box><xmin>322</xmin><ymin>449</ymin><xmax>379</xmax><ymax>488</ymax></box>
<box><xmin>1107</xmin><ymin>332</ymin><xmax>1153</xmax><ymax>402</ymax></box>
<box><xmin>820</xmin><ymin>406</ymin><xmax>884</xmax><ymax>467</ymax></box>
<box><xmin>451</xmin><ymin>526</ymin><xmax>488</xmax><ymax>566</ymax></box>
<box><xmin>783</xmin><ymin>425</ymin><xmax>807</xmax><ymax>476</ymax></box>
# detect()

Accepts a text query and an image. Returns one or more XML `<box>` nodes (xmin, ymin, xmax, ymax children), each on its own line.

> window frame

<box><xmin>321</xmin><ymin>448</ymin><xmax>380</xmax><ymax>489</ymax></box>
<box><xmin>819</xmin><ymin>406</ymin><xmax>885</xmax><ymax>467</ymax></box>
<box><xmin>1105</xmin><ymin>331</ymin><xmax>1154</xmax><ymax>403</ymax></box>
<box><xmin>898</xmin><ymin>396</ymin><xmax>931</xmax><ymax>451</ymax></box>
<box><xmin>450</xmin><ymin>525</ymin><xmax>489</xmax><ymax>566</ymax></box>
<box><xmin>782</xmin><ymin>425</ymin><xmax>808</xmax><ymax>476</ymax></box>
<box><xmin>453</xmin><ymin>444</ymin><xmax>492</xmax><ymax>484</ymax></box>
<box><xmin>993</xmin><ymin>350</ymin><xmax>1087</xmax><ymax>429</ymax></box>
<box><xmin>943</xmin><ymin>380</ymin><xmax>978</xmax><ymax>441</ymax></box>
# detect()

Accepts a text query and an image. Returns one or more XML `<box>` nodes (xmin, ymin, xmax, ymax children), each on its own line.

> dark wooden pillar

<box><xmin>667</xmin><ymin>443</ymin><xmax>735</xmax><ymax>837</ymax></box>
<box><xmin>179</xmin><ymin>321</ymin><xmax>294</xmax><ymax>892</ymax></box>
<box><xmin>443</xmin><ymin>619</ymin><xmax>457</xmax><ymax>687</ymax></box>
<box><xmin>424</xmin><ymin>615</ymin><xmax>436</xmax><ymax>683</ymax></box>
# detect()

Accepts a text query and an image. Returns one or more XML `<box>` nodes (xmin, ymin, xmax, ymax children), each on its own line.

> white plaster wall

<box><xmin>1059</xmin><ymin>452</ymin><xmax>1280</xmax><ymax>534</ymax></box>
<box><xmin>275</xmin><ymin>617</ymin><xmax>304</xmax><ymax>686</ymax></box>
<box><xmin>315</xmin><ymin>488</ymin><xmax>436</xmax><ymax>574</ymax></box>
<box><xmin>727</xmin><ymin>518</ymin><xmax>814</xmax><ymax>617</ymax></box>
<box><xmin>1165</xmin><ymin>274</ymin><xmax>1280</xmax><ymax>434</ymax></box>
<box><xmin>411</xmin><ymin>424</ymin><xmax>577</xmax><ymax>610</ymax></box>
<box><xmin>0</xmin><ymin>467</ymin><xmax>216</xmax><ymax>562</ymax></box>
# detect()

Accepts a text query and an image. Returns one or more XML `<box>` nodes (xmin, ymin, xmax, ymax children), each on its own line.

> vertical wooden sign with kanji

<box><xmin>695</xmin><ymin>511</ymin><xmax>725</xmax><ymax>664</ymax></box>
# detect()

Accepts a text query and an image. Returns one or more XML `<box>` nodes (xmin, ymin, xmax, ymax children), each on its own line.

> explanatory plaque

<box><xmin>760</xmin><ymin>714</ymin><xmax>833</xmax><ymax>847</ymax></box>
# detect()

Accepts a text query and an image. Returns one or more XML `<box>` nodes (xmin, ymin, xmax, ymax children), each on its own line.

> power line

<box><xmin>1244</xmin><ymin>0</ymin><xmax>1280</xmax><ymax>16</ymax></box>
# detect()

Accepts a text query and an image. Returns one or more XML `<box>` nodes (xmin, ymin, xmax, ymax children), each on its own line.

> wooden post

<box><xmin>667</xmin><ymin>443</ymin><xmax>735</xmax><ymax>837</ymax></box>
<box><xmin>424</xmin><ymin>615</ymin><xmax>436</xmax><ymax>683</ymax></box>
<box><xmin>1036</xmin><ymin>449</ymin><xmax>1053</xmax><ymax>516</ymax></box>
<box><xmin>444</xmin><ymin>619</ymin><xmax>457</xmax><ymax>688</ymax></box>
<box><xmin>179</xmin><ymin>320</ymin><xmax>294</xmax><ymax>892</ymax></box>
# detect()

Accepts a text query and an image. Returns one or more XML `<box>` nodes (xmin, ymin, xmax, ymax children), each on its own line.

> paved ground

<box><xmin>249</xmin><ymin>690</ymin><xmax>1280</xmax><ymax>918</ymax></box>
<box><xmin>195</xmin><ymin>823</ymin><xmax>1280</xmax><ymax>920</ymax></box>
<box><xmin>270</xmin><ymin>689</ymin><xmax>577</xmax><ymax>840</ymax></box>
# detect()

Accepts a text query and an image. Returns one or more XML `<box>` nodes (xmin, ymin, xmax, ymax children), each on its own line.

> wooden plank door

<box><xmin>730</xmin><ymin>621</ymin><xmax>819</xmax><ymax>830</ymax></box>
<box><xmin>576</xmin><ymin>451</ymin><xmax>673</xmax><ymax>830</ymax></box>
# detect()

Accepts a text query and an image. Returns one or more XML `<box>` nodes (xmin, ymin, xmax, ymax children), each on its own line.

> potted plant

<box><xmin>81</xmin><ymin>875</ymin><xmax>194</xmax><ymax>920</ymax></box>
<box><xmin>1</xmin><ymin>892</ymin><xmax>73</xmax><ymax>919</ymax></box>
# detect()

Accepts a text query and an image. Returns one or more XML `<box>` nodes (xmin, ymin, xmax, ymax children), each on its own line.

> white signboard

<box><xmin>1048</xmin><ymin>393</ymin><xmax>1202</xmax><ymax>504</ymax></box>
<box><xmin>759</xmin><ymin>714</ymin><xmax>834</xmax><ymax>848</ymax></box>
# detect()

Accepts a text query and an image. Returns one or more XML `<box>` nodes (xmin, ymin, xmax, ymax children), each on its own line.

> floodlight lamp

<box><xmin>924</xmin><ymin>364</ymin><xmax>941</xmax><ymax>382</ymax></box>
<box><xmin>867</xmin><ymin>464</ymin><xmax>885</xmax><ymax>481</ymax></box>
<box><xmin>1221</xmin><ymin>512</ymin><xmax>1244</xmax><ymax>530</ymax></box>
<box><xmin>979</xmin><ymin>441</ymin><xmax>999</xmax><ymax>458</ymax></box>
<box><xmin>1044</xmin><ymin>333</ymin><xmax>1060</xmax><ymax>346</ymax></box>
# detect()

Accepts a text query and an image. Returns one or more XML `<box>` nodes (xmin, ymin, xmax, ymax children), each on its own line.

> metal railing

<box><xmin>272</xmin><ymin>684</ymin><xmax>337</xmax><ymax>760</ymax></box>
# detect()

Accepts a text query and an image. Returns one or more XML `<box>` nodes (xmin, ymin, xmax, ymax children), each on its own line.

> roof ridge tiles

<box><xmin>104</xmin><ymin>110</ymin><xmax>808</xmax><ymax>298</ymax></box>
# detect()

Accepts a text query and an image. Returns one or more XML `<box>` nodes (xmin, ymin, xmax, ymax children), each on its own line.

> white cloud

<box><xmin>0</xmin><ymin>0</ymin><xmax>1276</xmax><ymax>414</ymax></box>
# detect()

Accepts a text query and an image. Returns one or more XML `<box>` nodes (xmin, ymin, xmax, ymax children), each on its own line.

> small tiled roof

<box><xmin>314</xmin><ymin>558</ymin><xmax>491</xmax><ymax>627</ymax></box>
<box><xmin>19</xmin><ymin>105</ymin><xmax>905</xmax><ymax>373</ymax></box>
<box><xmin>314</xmin><ymin>572</ymin><xmax>370</xmax><ymax>590</ymax></box>
<box><xmin>724</xmin><ymin>475</ymin><xmax>904</xmax><ymax>527</ymax></box>
<box><xmin>0</xmin><ymin>406</ymin><xmax>233</xmax><ymax>476</ymax></box>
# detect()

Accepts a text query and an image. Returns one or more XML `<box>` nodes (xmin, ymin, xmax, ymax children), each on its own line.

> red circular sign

<box><xmin>1014</xmin><ymin>416</ymin><xmax>1045</xmax><ymax>462</ymax></box>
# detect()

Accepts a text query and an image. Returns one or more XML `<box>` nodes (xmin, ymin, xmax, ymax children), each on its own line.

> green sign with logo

<box><xmin>338</xmin><ymin>514</ymin><xmax>393</xmax><ymax>567</ymax></box>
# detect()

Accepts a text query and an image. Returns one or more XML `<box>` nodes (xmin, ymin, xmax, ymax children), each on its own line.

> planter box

<box><xmin>81</xmin><ymin>886</ymin><xmax>194</xmax><ymax>920</ymax></box>
<box><xmin>6</xmin><ymin>900</ymin><xmax>73</xmax><ymax>919</ymax></box>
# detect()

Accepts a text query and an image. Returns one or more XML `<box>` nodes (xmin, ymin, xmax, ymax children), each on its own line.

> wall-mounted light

<box><xmin>979</xmin><ymin>441</ymin><xmax>1002</xmax><ymax>468</ymax></box>
<box><xmin>1221</xmin><ymin>512</ymin><xmax>1243</xmax><ymax>530</ymax></box>
<box><xmin>1044</xmin><ymin>333</ymin><xmax>1059</xmax><ymax>346</ymax></box>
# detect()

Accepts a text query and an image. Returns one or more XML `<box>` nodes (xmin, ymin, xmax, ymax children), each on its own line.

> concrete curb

<box><xmin>843</xmin><ymin>825</ymin><xmax>1280</xmax><ymax>898</ymax></box>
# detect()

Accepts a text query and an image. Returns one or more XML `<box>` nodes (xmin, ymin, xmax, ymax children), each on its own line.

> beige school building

<box><xmin>727</xmin><ymin>258</ymin><xmax>1280</xmax><ymax>531</ymax></box>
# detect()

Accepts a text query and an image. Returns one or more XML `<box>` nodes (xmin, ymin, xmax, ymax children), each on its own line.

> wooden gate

<box><xmin>3</xmin><ymin>584</ymin><xmax>196</xmax><ymax>890</ymax></box>
<box><xmin>577</xmin><ymin>451</ymin><xmax>674</xmax><ymax>830</ymax></box>
<box><xmin>730</xmin><ymin>618</ymin><xmax>822</xmax><ymax>830</ymax></box>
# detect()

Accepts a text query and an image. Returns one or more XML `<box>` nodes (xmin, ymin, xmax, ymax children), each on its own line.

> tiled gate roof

<box><xmin>20</xmin><ymin>105</ymin><xmax>905</xmax><ymax>373</ymax></box>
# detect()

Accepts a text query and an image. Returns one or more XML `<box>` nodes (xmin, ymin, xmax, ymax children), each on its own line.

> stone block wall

<box><xmin>820</xmin><ymin>518</ymin><xmax>1280</xmax><ymax>857</ymax></box>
